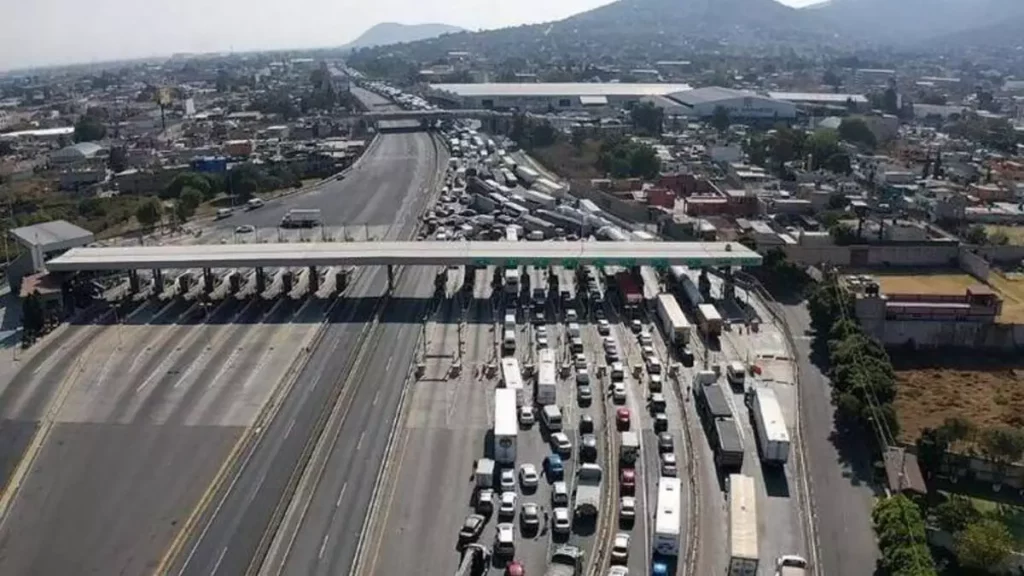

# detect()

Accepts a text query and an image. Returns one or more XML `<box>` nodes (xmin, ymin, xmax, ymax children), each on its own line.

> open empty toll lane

<box><xmin>0</xmin><ymin>297</ymin><xmax>321</xmax><ymax>575</ymax></box>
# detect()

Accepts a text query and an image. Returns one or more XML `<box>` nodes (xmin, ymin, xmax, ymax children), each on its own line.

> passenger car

<box><xmin>458</xmin><ymin>513</ymin><xmax>486</xmax><ymax>543</ymax></box>
<box><xmin>519</xmin><ymin>463</ymin><xmax>539</xmax><ymax>489</ymax></box>
<box><xmin>552</xmin><ymin>507</ymin><xmax>571</xmax><ymax>533</ymax></box>
<box><xmin>610</xmin><ymin>532</ymin><xmax>631</xmax><ymax>563</ymax></box>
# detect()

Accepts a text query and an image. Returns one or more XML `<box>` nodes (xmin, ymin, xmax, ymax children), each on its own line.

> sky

<box><xmin>2</xmin><ymin>0</ymin><xmax>818</xmax><ymax>71</ymax></box>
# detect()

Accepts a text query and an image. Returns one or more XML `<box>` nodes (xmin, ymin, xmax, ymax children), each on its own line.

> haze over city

<box><xmin>5</xmin><ymin>0</ymin><xmax>819</xmax><ymax>71</ymax></box>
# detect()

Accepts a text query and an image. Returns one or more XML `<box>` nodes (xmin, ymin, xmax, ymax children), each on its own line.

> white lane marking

<box><xmin>318</xmin><ymin>533</ymin><xmax>330</xmax><ymax>560</ymax></box>
<box><xmin>372</xmin><ymin>390</ymin><xmax>381</xmax><ymax>406</ymax></box>
<box><xmin>284</xmin><ymin>417</ymin><xmax>296</xmax><ymax>439</ymax></box>
<box><xmin>336</xmin><ymin>482</ymin><xmax>348</xmax><ymax>508</ymax></box>
<box><xmin>247</xmin><ymin>468</ymin><xmax>268</xmax><ymax>505</ymax></box>
<box><xmin>211</xmin><ymin>546</ymin><xmax>227</xmax><ymax>575</ymax></box>
<box><xmin>356</xmin><ymin>431</ymin><xmax>366</xmax><ymax>451</ymax></box>
<box><xmin>385</xmin><ymin>356</ymin><xmax>393</xmax><ymax>372</ymax></box>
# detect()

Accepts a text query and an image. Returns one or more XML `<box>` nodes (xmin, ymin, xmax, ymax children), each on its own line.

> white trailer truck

<box><xmin>494</xmin><ymin>388</ymin><xmax>518</xmax><ymax>465</ymax></box>
<box><xmin>536</xmin><ymin>349</ymin><xmax>558</xmax><ymax>406</ymax></box>
<box><xmin>749</xmin><ymin>386</ymin><xmax>791</xmax><ymax>465</ymax></box>
<box><xmin>728</xmin><ymin>473</ymin><xmax>759</xmax><ymax>576</ymax></box>
<box><xmin>656</xmin><ymin>293</ymin><xmax>691</xmax><ymax>347</ymax></box>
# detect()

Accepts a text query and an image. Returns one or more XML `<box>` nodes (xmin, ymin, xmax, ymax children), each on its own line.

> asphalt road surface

<box><xmin>783</xmin><ymin>302</ymin><xmax>879</xmax><ymax>576</ymax></box>
<box><xmin>174</xmin><ymin>129</ymin><xmax>444</xmax><ymax>574</ymax></box>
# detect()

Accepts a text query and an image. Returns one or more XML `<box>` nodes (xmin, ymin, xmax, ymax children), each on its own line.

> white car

<box><xmin>552</xmin><ymin>507</ymin><xmax>571</xmax><ymax>533</ymax></box>
<box><xmin>521</xmin><ymin>502</ymin><xmax>541</xmax><ymax>529</ymax></box>
<box><xmin>537</xmin><ymin>334</ymin><xmax>549</xmax><ymax>348</ymax></box>
<box><xmin>661</xmin><ymin>452</ymin><xmax>678</xmax><ymax>477</ymax></box>
<box><xmin>776</xmin><ymin>555</ymin><xmax>809</xmax><ymax>576</ymax></box>
<box><xmin>519</xmin><ymin>406</ymin><xmax>535</xmax><ymax>426</ymax></box>
<box><xmin>495</xmin><ymin>522</ymin><xmax>516</xmax><ymax>556</ymax></box>
<box><xmin>610</xmin><ymin>532</ymin><xmax>630</xmax><ymax>563</ymax></box>
<box><xmin>500</xmin><ymin>468</ymin><xmax>517</xmax><ymax>492</ymax></box>
<box><xmin>619</xmin><ymin>496</ymin><xmax>636</xmax><ymax>522</ymax></box>
<box><xmin>602</xmin><ymin>336</ymin><xmax>617</xmax><ymax>352</ymax></box>
<box><xmin>551</xmin><ymin>432</ymin><xmax>572</xmax><ymax>456</ymax></box>
<box><xmin>551</xmin><ymin>481</ymin><xmax>569</xmax><ymax>507</ymax></box>
<box><xmin>519</xmin><ymin>464</ymin><xmax>539</xmax><ymax>489</ymax></box>
<box><xmin>607</xmin><ymin>568</ymin><xmax>629</xmax><ymax>576</ymax></box>
<box><xmin>612</xmin><ymin>382</ymin><xmax>627</xmax><ymax>403</ymax></box>
<box><xmin>640</xmin><ymin>345</ymin><xmax>656</xmax><ymax>360</ymax></box>
<box><xmin>565</xmin><ymin>309</ymin><xmax>578</xmax><ymax>322</ymax></box>
<box><xmin>536</xmin><ymin>325</ymin><xmax>547</xmax><ymax>337</ymax></box>
<box><xmin>499</xmin><ymin>491</ymin><xmax>517</xmax><ymax>518</ymax></box>
<box><xmin>574</xmin><ymin>354</ymin><xmax>588</xmax><ymax>369</ymax></box>
<box><xmin>597</xmin><ymin>318</ymin><xmax>611</xmax><ymax>335</ymax></box>
<box><xmin>638</xmin><ymin>331</ymin><xmax>652</xmax><ymax>346</ymax></box>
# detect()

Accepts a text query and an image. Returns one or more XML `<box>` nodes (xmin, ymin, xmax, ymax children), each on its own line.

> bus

<box><xmin>500</xmin><ymin>357</ymin><xmax>525</xmax><ymax>406</ymax></box>
<box><xmin>654</xmin><ymin>477</ymin><xmax>682</xmax><ymax>556</ymax></box>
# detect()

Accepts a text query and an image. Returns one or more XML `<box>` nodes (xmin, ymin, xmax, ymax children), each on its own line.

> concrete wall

<box><xmin>870</xmin><ymin>319</ymin><xmax>1024</xmax><ymax>349</ymax></box>
<box><xmin>959</xmin><ymin>249</ymin><xmax>992</xmax><ymax>282</ymax></box>
<box><xmin>782</xmin><ymin>242</ymin><xmax>962</xmax><ymax>268</ymax></box>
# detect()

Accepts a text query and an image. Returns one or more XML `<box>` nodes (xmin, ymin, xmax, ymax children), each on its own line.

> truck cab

<box><xmin>726</xmin><ymin>361</ymin><xmax>746</xmax><ymax>390</ymax></box>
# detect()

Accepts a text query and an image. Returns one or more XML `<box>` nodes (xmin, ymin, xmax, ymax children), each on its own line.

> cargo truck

<box><xmin>713</xmin><ymin>418</ymin><xmax>745</xmax><ymax>469</ymax></box>
<box><xmin>696</xmin><ymin>303</ymin><xmax>723</xmax><ymax>337</ymax></box>
<box><xmin>573</xmin><ymin>463</ymin><xmax>602</xmax><ymax>517</ymax></box>
<box><xmin>619</xmin><ymin>431</ymin><xmax>640</xmax><ymax>466</ymax></box>
<box><xmin>749</xmin><ymin>387</ymin><xmax>791</xmax><ymax>465</ymax></box>
<box><xmin>656</xmin><ymin>293</ymin><xmax>691</xmax><ymax>347</ymax></box>
<box><xmin>728</xmin><ymin>474</ymin><xmax>759</xmax><ymax>576</ymax></box>
<box><xmin>493</xmin><ymin>389</ymin><xmax>518</xmax><ymax>465</ymax></box>
<box><xmin>614</xmin><ymin>271</ymin><xmax>643</xmax><ymax>310</ymax></box>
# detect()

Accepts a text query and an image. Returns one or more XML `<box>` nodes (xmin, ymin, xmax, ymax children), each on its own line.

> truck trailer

<box><xmin>696</xmin><ymin>303</ymin><xmax>723</xmax><ymax>338</ymax></box>
<box><xmin>573</xmin><ymin>463</ymin><xmax>602</xmax><ymax>517</ymax></box>
<box><xmin>656</xmin><ymin>293</ymin><xmax>691</xmax><ymax>347</ymax></box>
<box><xmin>749</xmin><ymin>386</ymin><xmax>791</xmax><ymax>465</ymax></box>
<box><xmin>728</xmin><ymin>474</ymin><xmax>759</xmax><ymax>576</ymax></box>
<box><xmin>493</xmin><ymin>388</ymin><xmax>518</xmax><ymax>465</ymax></box>
<box><xmin>536</xmin><ymin>349</ymin><xmax>558</xmax><ymax>406</ymax></box>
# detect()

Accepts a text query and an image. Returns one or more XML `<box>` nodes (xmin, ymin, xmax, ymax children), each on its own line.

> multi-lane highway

<box><xmin>0</xmin><ymin>86</ymin><xmax>447</xmax><ymax>576</ymax></box>
<box><xmin>169</xmin><ymin>95</ymin><xmax>446</xmax><ymax>574</ymax></box>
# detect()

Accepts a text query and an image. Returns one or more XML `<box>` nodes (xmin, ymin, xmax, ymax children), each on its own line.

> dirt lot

<box><xmin>874</xmin><ymin>272</ymin><xmax>979</xmax><ymax>296</ymax></box>
<box><xmin>894</xmin><ymin>355</ymin><xmax>1024</xmax><ymax>444</ymax></box>
<box><xmin>984</xmin><ymin>225</ymin><xmax>1024</xmax><ymax>246</ymax></box>
<box><xmin>987</xmin><ymin>271</ymin><xmax>1024</xmax><ymax>323</ymax></box>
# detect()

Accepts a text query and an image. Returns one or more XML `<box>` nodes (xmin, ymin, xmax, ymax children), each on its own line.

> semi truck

<box><xmin>280</xmin><ymin>208</ymin><xmax>322</xmax><ymax>228</ymax></box>
<box><xmin>619</xmin><ymin>431</ymin><xmax>640</xmax><ymax>466</ymax></box>
<box><xmin>696</xmin><ymin>303</ymin><xmax>723</xmax><ymax>338</ymax></box>
<box><xmin>455</xmin><ymin>543</ymin><xmax>491</xmax><ymax>576</ymax></box>
<box><xmin>749</xmin><ymin>387</ymin><xmax>791</xmax><ymax>465</ymax></box>
<box><xmin>493</xmin><ymin>388</ymin><xmax>518</xmax><ymax>465</ymax></box>
<box><xmin>656</xmin><ymin>293</ymin><xmax>691</xmax><ymax>347</ymax></box>
<box><xmin>573</xmin><ymin>463</ymin><xmax>602</xmax><ymax>517</ymax></box>
<box><xmin>614</xmin><ymin>271</ymin><xmax>643</xmax><ymax>309</ymax></box>
<box><xmin>728</xmin><ymin>474</ymin><xmax>759</xmax><ymax>576</ymax></box>
<box><xmin>501</xmin><ymin>358</ymin><xmax>526</xmax><ymax>407</ymax></box>
<box><xmin>536</xmin><ymin>349</ymin><xmax>558</xmax><ymax>406</ymax></box>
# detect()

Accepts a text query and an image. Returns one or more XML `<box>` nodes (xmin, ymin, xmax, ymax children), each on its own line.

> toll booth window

<box><xmin>558</xmin><ymin>99</ymin><xmax>571</xmax><ymax>107</ymax></box>
<box><xmin>482</xmin><ymin>99</ymin><xmax>494</xmax><ymax>109</ymax></box>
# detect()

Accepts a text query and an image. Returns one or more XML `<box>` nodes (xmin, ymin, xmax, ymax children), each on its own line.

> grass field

<box><xmin>874</xmin><ymin>272</ymin><xmax>979</xmax><ymax>296</ymax></box>
<box><xmin>984</xmin><ymin>225</ymin><xmax>1024</xmax><ymax>246</ymax></box>
<box><xmin>894</xmin><ymin>356</ymin><xmax>1024</xmax><ymax>445</ymax></box>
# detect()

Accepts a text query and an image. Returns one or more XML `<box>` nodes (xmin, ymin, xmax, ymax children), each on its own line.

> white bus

<box><xmin>654</xmin><ymin>477</ymin><xmax>682</xmax><ymax>556</ymax></box>
<box><xmin>536</xmin><ymin>349</ymin><xmax>557</xmax><ymax>406</ymax></box>
<box><xmin>493</xmin><ymin>388</ymin><xmax>518</xmax><ymax>465</ymax></box>
<box><xmin>500</xmin><ymin>357</ymin><xmax>525</xmax><ymax>406</ymax></box>
<box><xmin>728</xmin><ymin>474</ymin><xmax>759</xmax><ymax>576</ymax></box>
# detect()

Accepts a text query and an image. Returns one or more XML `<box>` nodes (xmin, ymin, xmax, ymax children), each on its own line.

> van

<box><xmin>567</xmin><ymin>322</ymin><xmax>581</xmax><ymax>338</ymax></box>
<box><xmin>649</xmin><ymin>374</ymin><xmax>663</xmax><ymax>393</ymax></box>
<box><xmin>726</xmin><ymin>361</ymin><xmax>746</xmax><ymax>390</ymax></box>
<box><xmin>575</xmin><ymin>368</ymin><xmax>590</xmax><ymax>385</ymax></box>
<box><xmin>541</xmin><ymin>405</ymin><xmax>563</xmax><ymax>431</ymax></box>
<box><xmin>649</xmin><ymin>393</ymin><xmax>666</xmax><ymax>413</ymax></box>
<box><xmin>569</xmin><ymin>336</ymin><xmax>583</xmax><ymax>354</ymax></box>
<box><xmin>647</xmin><ymin>357</ymin><xmax>663</xmax><ymax>375</ymax></box>
<box><xmin>503</xmin><ymin>329</ymin><xmax>516</xmax><ymax>353</ymax></box>
<box><xmin>215</xmin><ymin>207</ymin><xmax>233</xmax><ymax>220</ymax></box>
<box><xmin>610</xmin><ymin>362</ymin><xmax>625</xmax><ymax>382</ymax></box>
<box><xmin>245</xmin><ymin>198</ymin><xmax>264</xmax><ymax>210</ymax></box>
<box><xmin>527</xmin><ymin>230</ymin><xmax>544</xmax><ymax>241</ymax></box>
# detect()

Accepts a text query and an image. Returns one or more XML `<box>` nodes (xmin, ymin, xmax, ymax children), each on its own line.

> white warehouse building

<box><xmin>645</xmin><ymin>86</ymin><xmax>796</xmax><ymax>121</ymax></box>
<box><xmin>427</xmin><ymin>82</ymin><xmax>693</xmax><ymax>112</ymax></box>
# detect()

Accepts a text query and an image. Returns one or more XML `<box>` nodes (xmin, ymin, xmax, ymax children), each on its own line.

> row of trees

<box><xmin>744</xmin><ymin>126</ymin><xmax>853</xmax><ymax>177</ymax></box>
<box><xmin>807</xmin><ymin>272</ymin><xmax>901</xmax><ymax>442</ymax></box>
<box><xmin>872</xmin><ymin>495</ymin><xmax>937</xmax><ymax>576</ymax></box>
<box><xmin>917</xmin><ymin>416</ymin><xmax>1024</xmax><ymax>484</ymax></box>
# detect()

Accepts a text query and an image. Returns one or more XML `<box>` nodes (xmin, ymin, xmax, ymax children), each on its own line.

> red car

<box><xmin>616</xmin><ymin>407</ymin><xmax>631</xmax><ymax>430</ymax></box>
<box><xmin>620</xmin><ymin>468</ymin><xmax>636</xmax><ymax>495</ymax></box>
<box><xmin>506</xmin><ymin>560</ymin><xmax>525</xmax><ymax>576</ymax></box>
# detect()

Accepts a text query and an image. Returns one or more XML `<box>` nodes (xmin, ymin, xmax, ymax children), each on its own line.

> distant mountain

<box><xmin>342</xmin><ymin>22</ymin><xmax>465</xmax><ymax>50</ymax></box>
<box><xmin>808</xmin><ymin>0</ymin><xmax>1024</xmax><ymax>44</ymax></box>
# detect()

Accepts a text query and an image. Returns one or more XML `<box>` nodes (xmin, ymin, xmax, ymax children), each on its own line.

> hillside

<box><xmin>809</xmin><ymin>0</ymin><xmax>1024</xmax><ymax>43</ymax></box>
<box><xmin>342</xmin><ymin>22</ymin><xmax>465</xmax><ymax>50</ymax></box>
<box><xmin>347</xmin><ymin>0</ymin><xmax>837</xmax><ymax>70</ymax></box>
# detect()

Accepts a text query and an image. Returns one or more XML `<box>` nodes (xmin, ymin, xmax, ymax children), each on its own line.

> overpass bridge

<box><xmin>47</xmin><ymin>240</ymin><xmax>760</xmax><ymax>293</ymax></box>
<box><xmin>362</xmin><ymin>109</ymin><xmax>510</xmax><ymax>122</ymax></box>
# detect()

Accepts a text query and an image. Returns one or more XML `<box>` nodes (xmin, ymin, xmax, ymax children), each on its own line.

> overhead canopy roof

<box><xmin>46</xmin><ymin>240</ymin><xmax>762</xmax><ymax>271</ymax></box>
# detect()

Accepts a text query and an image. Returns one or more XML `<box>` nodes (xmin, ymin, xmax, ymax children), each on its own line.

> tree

<box><xmin>570</xmin><ymin>128</ymin><xmax>586</xmax><ymax>151</ymax></box>
<box><xmin>226</xmin><ymin>164</ymin><xmax>261</xmax><ymax>200</ymax></box>
<box><xmin>872</xmin><ymin>495</ymin><xmax>937</xmax><ymax>576</ymax></box>
<box><xmin>135</xmin><ymin>198</ymin><xmax>162</xmax><ymax>229</ymax></box>
<box><xmin>73</xmin><ymin>115</ymin><xmax>106</xmax><ymax>143</ymax></box>
<box><xmin>806</xmin><ymin>129</ymin><xmax>841</xmax><ymax>170</ymax></box>
<box><xmin>163</xmin><ymin>172</ymin><xmax>212</xmax><ymax>200</ymax></box>
<box><xmin>934</xmin><ymin>496</ymin><xmax>980</xmax><ymax>534</ymax></box>
<box><xmin>710</xmin><ymin>105</ymin><xmax>731</xmax><ymax>132</ymax></box>
<box><xmin>530</xmin><ymin>122</ymin><xmax>558</xmax><ymax>148</ymax></box>
<box><xmin>179</xmin><ymin>187</ymin><xmax>203</xmax><ymax>215</ymax></box>
<box><xmin>955</xmin><ymin>519</ymin><xmax>1013</xmax><ymax>570</ymax></box>
<box><xmin>829</xmin><ymin>222</ymin><xmax>857</xmax><ymax>245</ymax></box>
<box><xmin>823</xmin><ymin>69</ymin><xmax>842</xmax><ymax>90</ymax></box>
<box><xmin>825</xmin><ymin>152</ymin><xmax>852</xmax><ymax>175</ymax></box>
<box><xmin>21</xmin><ymin>292</ymin><xmax>45</xmax><ymax>344</ymax></box>
<box><xmin>979</xmin><ymin>427</ymin><xmax>1024</xmax><ymax>467</ymax></box>
<box><xmin>0</xmin><ymin>140</ymin><xmax>14</xmax><ymax>157</ymax></box>
<box><xmin>883</xmin><ymin>87</ymin><xmax>900</xmax><ymax>115</ymax></box>
<box><xmin>629</xmin><ymin>143</ymin><xmax>661</xmax><ymax>179</ymax></box>
<box><xmin>965</xmin><ymin>224</ymin><xmax>988</xmax><ymax>245</ymax></box>
<box><xmin>838</xmin><ymin>118</ymin><xmax>877</xmax><ymax>149</ymax></box>
<box><xmin>107</xmin><ymin>146</ymin><xmax>128</xmax><ymax>173</ymax></box>
<box><xmin>630</xmin><ymin>102</ymin><xmax>663</xmax><ymax>136</ymax></box>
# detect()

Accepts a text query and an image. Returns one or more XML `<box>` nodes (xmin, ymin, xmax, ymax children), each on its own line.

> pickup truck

<box><xmin>544</xmin><ymin>545</ymin><xmax>583</xmax><ymax>576</ymax></box>
<box><xmin>573</xmin><ymin>463</ymin><xmax>602</xmax><ymax>517</ymax></box>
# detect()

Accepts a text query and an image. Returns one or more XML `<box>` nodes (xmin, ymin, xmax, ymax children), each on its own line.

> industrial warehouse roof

<box><xmin>768</xmin><ymin>92</ymin><xmax>869</xmax><ymax>104</ymax></box>
<box><xmin>46</xmin><ymin>240</ymin><xmax>762</xmax><ymax>271</ymax></box>
<box><xmin>429</xmin><ymin>83</ymin><xmax>693</xmax><ymax>98</ymax></box>
<box><xmin>667</xmin><ymin>86</ymin><xmax>761</xmax><ymax>106</ymax></box>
